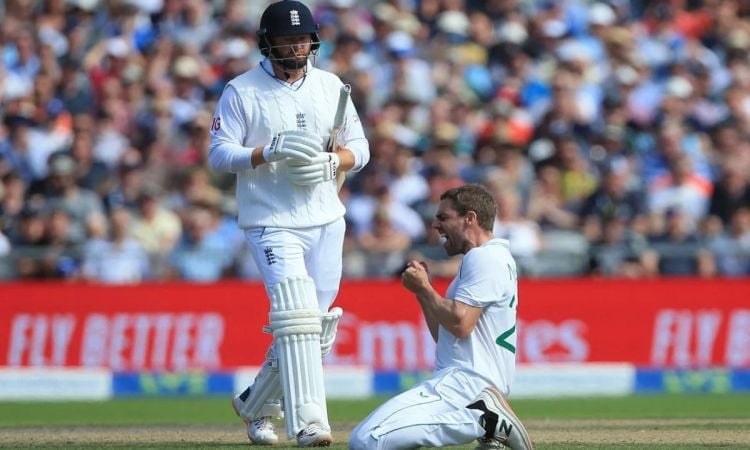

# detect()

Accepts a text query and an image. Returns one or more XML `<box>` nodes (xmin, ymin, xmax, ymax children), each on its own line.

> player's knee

<box><xmin>348</xmin><ymin>422</ymin><xmax>376</xmax><ymax>450</ymax></box>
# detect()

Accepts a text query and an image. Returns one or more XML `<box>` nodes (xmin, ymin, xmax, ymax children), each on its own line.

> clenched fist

<box><xmin>401</xmin><ymin>260</ymin><xmax>430</xmax><ymax>294</ymax></box>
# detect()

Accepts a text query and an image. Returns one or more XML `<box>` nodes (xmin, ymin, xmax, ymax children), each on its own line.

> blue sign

<box><xmin>113</xmin><ymin>371</ymin><xmax>234</xmax><ymax>397</ymax></box>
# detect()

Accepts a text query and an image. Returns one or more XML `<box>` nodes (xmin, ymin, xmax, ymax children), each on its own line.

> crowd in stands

<box><xmin>1</xmin><ymin>0</ymin><xmax>750</xmax><ymax>282</ymax></box>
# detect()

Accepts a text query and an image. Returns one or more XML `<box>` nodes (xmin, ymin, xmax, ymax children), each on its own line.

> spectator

<box><xmin>589</xmin><ymin>216</ymin><xmax>650</xmax><ymax>277</ymax></box>
<box><xmin>491</xmin><ymin>185</ymin><xmax>543</xmax><ymax>276</ymax></box>
<box><xmin>708</xmin><ymin>208</ymin><xmax>750</xmax><ymax>277</ymax></box>
<box><xmin>41</xmin><ymin>208</ymin><xmax>81</xmax><ymax>278</ymax></box>
<box><xmin>91</xmin><ymin>110</ymin><xmax>130</xmax><ymax>170</ymax></box>
<box><xmin>356</xmin><ymin>205</ymin><xmax>413</xmax><ymax>277</ymax></box>
<box><xmin>579</xmin><ymin>160</ymin><xmax>645</xmax><ymax>242</ymax></box>
<box><xmin>81</xmin><ymin>207</ymin><xmax>150</xmax><ymax>283</ymax></box>
<box><xmin>346</xmin><ymin>172</ymin><xmax>425</xmax><ymax>242</ymax></box>
<box><xmin>387</xmin><ymin>146</ymin><xmax>429</xmax><ymax>207</ymax></box>
<box><xmin>59</xmin><ymin>57</ymin><xmax>95</xmax><ymax>115</ymax></box>
<box><xmin>554</xmin><ymin>136</ymin><xmax>598</xmax><ymax>209</ymax></box>
<box><xmin>168</xmin><ymin>202</ymin><xmax>234</xmax><ymax>282</ymax></box>
<box><xmin>42</xmin><ymin>152</ymin><xmax>105</xmax><ymax>243</ymax></box>
<box><xmin>0</xmin><ymin>114</ymin><xmax>36</xmax><ymax>183</ymax></box>
<box><xmin>103</xmin><ymin>159</ymin><xmax>147</xmax><ymax>213</ymax></box>
<box><xmin>708</xmin><ymin>163</ymin><xmax>750</xmax><ymax>226</ymax></box>
<box><xmin>0</xmin><ymin>172</ymin><xmax>27</xmax><ymax>236</ymax></box>
<box><xmin>527</xmin><ymin>165</ymin><xmax>579</xmax><ymax>231</ymax></box>
<box><xmin>165</xmin><ymin>165</ymin><xmax>223</xmax><ymax>217</ymax></box>
<box><xmin>645</xmin><ymin>207</ymin><xmax>715</xmax><ymax>277</ymax></box>
<box><xmin>8</xmin><ymin>205</ymin><xmax>47</xmax><ymax>278</ymax></box>
<box><xmin>412</xmin><ymin>168</ymin><xmax>457</xmax><ymax>234</ymax></box>
<box><xmin>647</xmin><ymin>154</ymin><xmax>712</xmax><ymax>228</ymax></box>
<box><xmin>169</xmin><ymin>55</ymin><xmax>206</xmax><ymax>127</ymax></box>
<box><xmin>68</xmin><ymin>125</ymin><xmax>111</xmax><ymax>195</ymax></box>
<box><xmin>640</xmin><ymin>122</ymin><xmax>712</xmax><ymax>185</ymax></box>
<box><xmin>162</xmin><ymin>0</ymin><xmax>219</xmax><ymax>51</ymax></box>
<box><xmin>372</xmin><ymin>30</ymin><xmax>436</xmax><ymax>109</ymax></box>
<box><xmin>130</xmin><ymin>187</ymin><xmax>182</xmax><ymax>275</ymax></box>
<box><xmin>83</xmin><ymin>37</ymin><xmax>135</xmax><ymax>106</ymax></box>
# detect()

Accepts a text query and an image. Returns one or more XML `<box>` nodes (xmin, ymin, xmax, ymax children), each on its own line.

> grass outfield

<box><xmin>0</xmin><ymin>394</ymin><xmax>749</xmax><ymax>448</ymax></box>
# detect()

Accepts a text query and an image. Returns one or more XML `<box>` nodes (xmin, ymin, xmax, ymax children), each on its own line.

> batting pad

<box><xmin>235</xmin><ymin>346</ymin><xmax>283</xmax><ymax>420</ymax></box>
<box><xmin>269</xmin><ymin>277</ymin><xmax>328</xmax><ymax>439</ymax></box>
<box><xmin>320</xmin><ymin>307</ymin><xmax>343</xmax><ymax>357</ymax></box>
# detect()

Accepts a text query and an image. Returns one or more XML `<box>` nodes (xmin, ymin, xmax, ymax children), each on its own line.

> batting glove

<box><xmin>287</xmin><ymin>153</ymin><xmax>340</xmax><ymax>186</ymax></box>
<box><xmin>262</xmin><ymin>130</ymin><xmax>324</xmax><ymax>164</ymax></box>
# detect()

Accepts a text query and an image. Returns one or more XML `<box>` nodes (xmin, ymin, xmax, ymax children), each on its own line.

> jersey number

<box><xmin>495</xmin><ymin>325</ymin><xmax>516</xmax><ymax>354</ymax></box>
<box><xmin>495</xmin><ymin>264</ymin><xmax>518</xmax><ymax>353</ymax></box>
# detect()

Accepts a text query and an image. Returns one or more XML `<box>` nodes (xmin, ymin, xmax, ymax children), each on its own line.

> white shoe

<box><xmin>296</xmin><ymin>423</ymin><xmax>332</xmax><ymax>447</ymax></box>
<box><xmin>467</xmin><ymin>386</ymin><xmax>533</xmax><ymax>450</ymax></box>
<box><xmin>249</xmin><ymin>417</ymin><xmax>280</xmax><ymax>446</ymax></box>
<box><xmin>232</xmin><ymin>397</ymin><xmax>279</xmax><ymax>445</ymax></box>
<box><xmin>475</xmin><ymin>437</ymin><xmax>505</xmax><ymax>450</ymax></box>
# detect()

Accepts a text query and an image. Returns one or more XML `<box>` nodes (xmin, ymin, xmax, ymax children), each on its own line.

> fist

<box><xmin>401</xmin><ymin>260</ymin><xmax>430</xmax><ymax>293</ymax></box>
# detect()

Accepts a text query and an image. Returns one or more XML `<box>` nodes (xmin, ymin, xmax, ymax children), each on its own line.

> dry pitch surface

<box><xmin>2</xmin><ymin>419</ymin><xmax>750</xmax><ymax>448</ymax></box>
<box><xmin>2</xmin><ymin>396</ymin><xmax>749</xmax><ymax>449</ymax></box>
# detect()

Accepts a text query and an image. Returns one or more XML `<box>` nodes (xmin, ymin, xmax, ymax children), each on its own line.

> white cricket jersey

<box><xmin>208</xmin><ymin>60</ymin><xmax>369</xmax><ymax>229</ymax></box>
<box><xmin>437</xmin><ymin>238</ymin><xmax>518</xmax><ymax>393</ymax></box>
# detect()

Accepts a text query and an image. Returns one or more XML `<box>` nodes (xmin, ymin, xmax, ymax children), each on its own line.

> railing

<box><xmin>2</xmin><ymin>232</ymin><xmax>749</xmax><ymax>281</ymax></box>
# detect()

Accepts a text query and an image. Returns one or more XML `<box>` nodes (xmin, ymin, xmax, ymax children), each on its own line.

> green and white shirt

<box><xmin>438</xmin><ymin>238</ymin><xmax>519</xmax><ymax>394</ymax></box>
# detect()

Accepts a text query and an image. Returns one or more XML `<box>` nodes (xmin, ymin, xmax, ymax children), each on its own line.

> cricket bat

<box><xmin>330</xmin><ymin>84</ymin><xmax>351</xmax><ymax>192</ymax></box>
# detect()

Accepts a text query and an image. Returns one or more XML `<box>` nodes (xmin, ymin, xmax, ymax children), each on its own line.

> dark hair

<box><xmin>440</xmin><ymin>184</ymin><xmax>497</xmax><ymax>231</ymax></box>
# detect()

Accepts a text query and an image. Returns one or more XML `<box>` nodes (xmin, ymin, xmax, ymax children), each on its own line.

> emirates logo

<box><xmin>290</xmin><ymin>10</ymin><xmax>300</xmax><ymax>26</ymax></box>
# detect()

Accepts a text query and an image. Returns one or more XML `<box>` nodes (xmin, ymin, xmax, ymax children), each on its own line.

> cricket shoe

<box><xmin>232</xmin><ymin>396</ymin><xmax>279</xmax><ymax>445</ymax></box>
<box><xmin>475</xmin><ymin>437</ymin><xmax>505</xmax><ymax>450</ymax></box>
<box><xmin>296</xmin><ymin>423</ymin><xmax>332</xmax><ymax>447</ymax></box>
<box><xmin>467</xmin><ymin>386</ymin><xmax>533</xmax><ymax>450</ymax></box>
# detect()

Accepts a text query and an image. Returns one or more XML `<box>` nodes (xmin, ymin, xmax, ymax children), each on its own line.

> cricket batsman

<box><xmin>207</xmin><ymin>0</ymin><xmax>370</xmax><ymax>446</ymax></box>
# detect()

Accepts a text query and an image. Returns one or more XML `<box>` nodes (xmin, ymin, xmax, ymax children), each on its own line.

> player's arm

<box><xmin>332</xmin><ymin>147</ymin><xmax>356</xmax><ymax>172</ymax></box>
<box><xmin>334</xmin><ymin>96</ymin><xmax>369</xmax><ymax>173</ymax></box>
<box><xmin>401</xmin><ymin>261</ymin><xmax>483</xmax><ymax>340</ymax></box>
<box><xmin>208</xmin><ymin>86</ymin><xmax>322</xmax><ymax>172</ymax></box>
<box><xmin>413</xmin><ymin>274</ymin><xmax>440</xmax><ymax>342</ymax></box>
<box><xmin>208</xmin><ymin>85</ymin><xmax>255</xmax><ymax>172</ymax></box>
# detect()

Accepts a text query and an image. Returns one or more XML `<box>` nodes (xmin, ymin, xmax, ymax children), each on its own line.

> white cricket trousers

<box><xmin>244</xmin><ymin>217</ymin><xmax>345</xmax><ymax>312</ymax></box>
<box><xmin>349</xmin><ymin>367</ymin><xmax>491</xmax><ymax>450</ymax></box>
